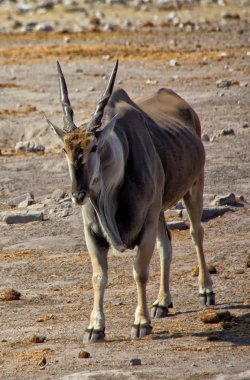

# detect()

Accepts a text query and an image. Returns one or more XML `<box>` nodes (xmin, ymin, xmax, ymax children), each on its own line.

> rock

<box><xmin>78</xmin><ymin>350</ymin><xmax>91</xmax><ymax>358</ymax></box>
<box><xmin>167</xmin><ymin>209</ymin><xmax>182</xmax><ymax>218</ymax></box>
<box><xmin>36</xmin><ymin>313</ymin><xmax>55</xmax><ymax>322</ymax></box>
<box><xmin>15</xmin><ymin>141</ymin><xmax>45</xmax><ymax>153</ymax></box>
<box><xmin>6</xmin><ymin>193</ymin><xmax>34</xmax><ymax>207</ymax></box>
<box><xmin>182</xmin><ymin>206</ymin><xmax>233</xmax><ymax>221</ymax></box>
<box><xmin>35</xmin><ymin>24</ymin><xmax>55</xmax><ymax>32</ymax></box>
<box><xmin>38</xmin><ymin>355</ymin><xmax>46</xmax><ymax>367</ymax></box>
<box><xmin>130</xmin><ymin>357</ymin><xmax>141</xmax><ymax>366</ymax></box>
<box><xmin>30</xmin><ymin>335</ymin><xmax>46</xmax><ymax>343</ymax></box>
<box><xmin>167</xmin><ymin>221</ymin><xmax>188</xmax><ymax>230</ymax></box>
<box><xmin>18</xmin><ymin>196</ymin><xmax>34</xmax><ymax>208</ymax></box>
<box><xmin>212</xmin><ymin>193</ymin><xmax>236</xmax><ymax>206</ymax></box>
<box><xmin>169</xmin><ymin>59</ymin><xmax>180</xmax><ymax>67</ymax></box>
<box><xmin>146</xmin><ymin>79</ymin><xmax>159</xmax><ymax>85</ymax></box>
<box><xmin>18</xmin><ymin>4</ymin><xmax>33</xmax><ymax>13</ymax></box>
<box><xmin>36</xmin><ymin>1</ymin><xmax>54</xmax><ymax>11</ymax></box>
<box><xmin>51</xmin><ymin>189</ymin><xmax>66</xmax><ymax>202</ymax></box>
<box><xmin>216</xmin><ymin>79</ymin><xmax>232</xmax><ymax>88</ymax></box>
<box><xmin>246</xmin><ymin>253</ymin><xmax>250</xmax><ymax>268</ymax></box>
<box><xmin>49</xmin><ymin>200</ymin><xmax>72</xmax><ymax>218</ymax></box>
<box><xmin>201</xmin><ymin>133</ymin><xmax>210</xmax><ymax>142</ymax></box>
<box><xmin>221</xmin><ymin>12</ymin><xmax>240</xmax><ymax>20</ymax></box>
<box><xmin>202</xmin><ymin>206</ymin><xmax>233</xmax><ymax>220</ymax></box>
<box><xmin>220</xmin><ymin>128</ymin><xmax>235</xmax><ymax>136</ymax></box>
<box><xmin>24</xmin><ymin>22</ymin><xmax>38</xmax><ymax>32</ymax></box>
<box><xmin>3</xmin><ymin>211</ymin><xmax>44</xmax><ymax>224</ymax></box>
<box><xmin>27</xmin><ymin>203</ymin><xmax>45</xmax><ymax>212</ymax></box>
<box><xmin>0</xmin><ymin>288</ymin><xmax>21</xmax><ymax>301</ymax></box>
<box><xmin>242</xmin><ymin>123</ymin><xmax>249</xmax><ymax>129</ymax></box>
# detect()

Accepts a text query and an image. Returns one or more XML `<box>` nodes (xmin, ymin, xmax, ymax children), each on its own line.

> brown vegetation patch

<box><xmin>0</xmin><ymin>105</ymin><xmax>37</xmax><ymax>117</ymax></box>
<box><xmin>0</xmin><ymin>37</ymin><xmax>246</xmax><ymax>65</ymax></box>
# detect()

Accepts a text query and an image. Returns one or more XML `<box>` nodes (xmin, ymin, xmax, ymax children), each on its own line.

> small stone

<box><xmin>36</xmin><ymin>1</ymin><xmax>54</xmax><ymax>11</ymax></box>
<box><xmin>182</xmin><ymin>206</ymin><xmax>232</xmax><ymax>221</ymax></box>
<box><xmin>18</xmin><ymin>197</ymin><xmax>34</xmax><ymax>208</ymax></box>
<box><xmin>49</xmin><ymin>200</ymin><xmax>72</xmax><ymax>218</ymax></box>
<box><xmin>35</xmin><ymin>24</ymin><xmax>54</xmax><ymax>32</ymax></box>
<box><xmin>242</xmin><ymin>123</ymin><xmax>249</xmax><ymax>129</ymax></box>
<box><xmin>169</xmin><ymin>59</ymin><xmax>180</xmax><ymax>67</ymax></box>
<box><xmin>78</xmin><ymin>350</ymin><xmax>90</xmax><ymax>359</ymax></box>
<box><xmin>201</xmin><ymin>133</ymin><xmax>210</xmax><ymax>142</ymax></box>
<box><xmin>36</xmin><ymin>313</ymin><xmax>55</xmax><ymax>322</ymax></box>
<box><xmin>64</xmin><ymin>36</ymin><xmax>71</xmax><ymax>43</ymax></box>
<box><xmin>212</xmin><ymin>193</ymin><xmax>236</xmax><ymax>206</ymax></box>
<box><xmin>221</xmin><ymin>12</ymin><xmax>240</xmax><ymax>20</ymax></box>
<box><xmin>167</xmin><ymin>209</ymin><xmax>182</xmax><ymax>218</ymax></box>
<box><xmin>130</xmin><ymin>357</ymin><xmax>141</xmax><ymax>366</ymax></box>
<box><xmin>240</xmin><ymin>82</ymin><xmax>248</xmax><ymax>88</ymax></box>
<box><xmin>3</xmin><ymin>212</ymin><xmax>44</xmax><ymax>224</ymax></box>
<box><xmin>15</xmin><ymin>141</ymin><xmax>45</xmax><ymax>153</ymax></box>
<box><xmin>220</xmin><ymin>128</ymin><xmax>235</xmax><ymax>136</ymax></box>
<box><xmin>146</xmin><ymin>79</ymin><xmax>159</xmax><ymax>85</ymax></box>
<box><xmin>167</xmin><ymin>221</ymin><xmax>188</xmax><ymax>230</ymax></box>
<box><xmin>38</xmin><ymin>355</ymin><xmax>46</xmax><ymax>367</ymax></box>
<box><xmin>207</xmin><ymin>264</ymin><xmax>217</xmax><ymax>274</ymax></box>
<box><xmin>216</xmin><ymin>79</ymin><xmax>232</xmax><ymax>88</ymax></box>
<box><xmin>0</xmin><ymin>288</ymin><xmax>21</xmax><ymax>301</ymax></box>
<box><xmin>7</xmin><ymin>193</ymin><xmax>34</xmax><ymax>207</ymax></box>
<box><xmin>246</xmin><ymin>253</ymin><xmax>250</xmax><ymax>268</ymax></box>
<box><xmin>30</xmin><ymin>335</ymin><xmax>46</xmax><ymax>343</ymax></box>
<box><xmin>51</xmin><ymin>189</ymin><xmax>66</xmax><ymax>202</ymax></box>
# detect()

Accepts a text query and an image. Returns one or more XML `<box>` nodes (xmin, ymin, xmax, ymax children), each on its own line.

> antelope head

<box><xmin>46</xmin><ymin>60</ymin><xmax>119</xmax><ymax>205</ymax></box>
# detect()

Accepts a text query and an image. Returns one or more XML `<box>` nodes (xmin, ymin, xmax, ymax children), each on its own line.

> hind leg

<box><xmin>151</xmin><ymin>212</ymin><xmax>173</xmax><ymax>319</ymax></box>
<box><xmin>183</xmin><ymin>173</ymin><xmax>215</xmax><ymax>306</ymax></box>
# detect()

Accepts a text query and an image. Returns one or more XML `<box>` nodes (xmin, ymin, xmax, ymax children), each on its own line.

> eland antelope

<box><xmin>46</xmin><ymin>60</ymin><xmax>215</xmax><ymax>342</ymax></box>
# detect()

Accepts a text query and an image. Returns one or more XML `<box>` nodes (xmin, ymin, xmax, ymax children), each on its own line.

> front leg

<box><xmin>83</xmin><ymin>222</ymin><xmax>109</xmax><ymax>343</ymax></box>
<box><xmin>131</xmin><ymin>224</ymin><xmax>156</xmax><ymax>339</ymax></box>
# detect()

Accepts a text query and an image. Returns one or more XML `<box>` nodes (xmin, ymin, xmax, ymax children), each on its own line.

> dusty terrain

<box><xmin>0</xmin><ymin>1</ymin><xmax>249</xmax><ymax>379</ymax></box>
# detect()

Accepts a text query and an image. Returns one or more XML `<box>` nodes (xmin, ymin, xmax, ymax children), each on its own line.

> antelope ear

<box><xmin>95</xmin><ymin>114</ymin><xmax>119</xmax><ymax>147</ymax></box>
<box><xmin>45</xmin><ymin>117</ymin><xmax>66</xmax><ymax>142</ymax></box>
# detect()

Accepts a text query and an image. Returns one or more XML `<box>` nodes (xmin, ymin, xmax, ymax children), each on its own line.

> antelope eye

<box><xmin>90</xmin><ymin>145</ymin><xmax>97</xmax><ymax>153</ymax></box>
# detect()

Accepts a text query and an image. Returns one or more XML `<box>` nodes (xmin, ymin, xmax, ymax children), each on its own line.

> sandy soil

<box><xmin>0</xmin><ymin>2</ymin><xmax>249</xmax><ymax>379</ymax></box>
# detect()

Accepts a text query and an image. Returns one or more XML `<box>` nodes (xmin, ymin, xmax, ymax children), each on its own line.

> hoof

<box><xmin>207</xmin><ymin>292</ymin><xmax>216</xmax><ymax>306</ymax></box>
<box><xmin>83</xmin><ymin>328</ymin><xmax>105</xmax><ymax>343</ymax></box>
<box><xmin>131</xmin><ymin>323</ymin><xmax>152</xmax><ymax>339</ymax></box>
<box><xmin>151</xmin><ymin>305</ymin><xmax>169</xmax><ymax>318</ymax></box>
<box><xmin>199</xmin><ymin>292</ymin><xmax>216</xmax><ymax>306</ymax></box>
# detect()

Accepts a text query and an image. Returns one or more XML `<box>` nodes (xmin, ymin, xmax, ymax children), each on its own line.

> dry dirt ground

<box><xmin>0</xmin><ymin>2</ymin><xmax>250</xmax><ymax>380</ymax></box>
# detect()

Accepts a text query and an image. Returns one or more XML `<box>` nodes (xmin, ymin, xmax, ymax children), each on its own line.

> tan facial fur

<box><xmin>64</xmin><ymin>127</ymin><xmax>95</xmax><ymax>166</ymax></box>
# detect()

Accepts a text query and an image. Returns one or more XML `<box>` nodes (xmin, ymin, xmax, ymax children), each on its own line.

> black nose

<box><xmin>72</xmin><ymin>191</ymin><xmax>86</xmax><ymax>204</ymax></box>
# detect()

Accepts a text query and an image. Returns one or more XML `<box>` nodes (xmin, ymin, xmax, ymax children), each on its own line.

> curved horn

<box><xmin>88</xmin><ymin>59</ymin><xmax>118</xmax><ymax>132</ymax></box>
<box><xmin>57</xmin><ymin>61</ymin><xmax>77</xmax><ymax>133</ymax></box>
